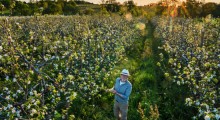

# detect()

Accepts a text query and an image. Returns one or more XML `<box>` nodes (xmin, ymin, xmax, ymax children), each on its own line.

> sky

<box><xmin>20</xmin><ymin>0</ymin><xmax>220</xmax><ymax>6</ymax></box>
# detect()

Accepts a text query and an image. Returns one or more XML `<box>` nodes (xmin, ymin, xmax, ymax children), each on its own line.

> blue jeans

<box><xmin>114</xmin><ymin>100</ymin><xmax>128</xmax><ymax>120</ymax></box>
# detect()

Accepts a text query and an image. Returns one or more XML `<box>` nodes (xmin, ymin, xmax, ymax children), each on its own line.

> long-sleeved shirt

<box><xmin>114</xmin><ymin>78</ymin><xmax>132</xmax><ymax>104</ymax></box>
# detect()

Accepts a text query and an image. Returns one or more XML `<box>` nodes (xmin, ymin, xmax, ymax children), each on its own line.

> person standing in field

<box><xmin>108</xmin><ymin>69</ymin><xmax>132</xmax><ymax>120</ymax></box>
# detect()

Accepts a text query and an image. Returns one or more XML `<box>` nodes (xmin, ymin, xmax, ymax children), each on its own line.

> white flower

<box><xmin>27</xmin><ymin>104</ymin><xmax>31</xmax><ymax>109</ymax></box>
<box><xmin>31</xmin><ymin>108</ymin><xmax>37</xmax><ymax>115</ymax></box>
<box><xmin>29</xmin><ymin>91</ymin><xmax>33</xmax><ymax>96</ymax></box>
<box><xmin>185</xmin><ymin>98</ymin><xmax>192</xmax><ymax>106</ymax></box>
<box><xmin>196</xmin><ymin>101</ymin><xmax>200</xmax><ymax>106</ymax></box>
<box><xmin>218</xmin><ymin>64</ymin><xmax>220</xmax><ymax>68</ymax></box>
<box><xmin>186</xmin><ymin>98</ymin><xmax>191</xmax><ymax>102</ymax></box>
<box><xmin>51</xmin><ymin>56</ymin><xmax>56</xmax><ymax>59</ymax></box>
<box><xmin>6</xmin><ymin>76</ymin><xmax>9</xmax><ymax>81</ymax></box>
<box><xmin>12</xmin><ymin>108</ymin><xmax>16</xmax><ymax>113</ymax></box>
<box><xmin>27</xmin><ymin>81</ymin><xmax>31</xmax><ymax>84</ymax></box>
<box><xmin>7</xmin><ymin>104</ymin><xmax>12</xmax><ymax>109</ymax></box>
<box><xmin>177</xmin><ymin>81</ymin><xmax>180</xmax><ymax>85</ymax></box>
<box><xmin>5</xmin><ymin>96</ymin><xmax>10</xmax><ymax>100</ymax></box>
<box><xmin>33</xmin><ymin>90</ymin><xmax>37</xmax><ymax>95</ymax></box>
<box><xmin>213</xmin><ymin>108</ymin><xmax>218</xmax><ymax>113</ymax></box>
<box><xmin>204</xmin><ymin>115</ymin><xmax>210</xmax><ymax>120</ymax></box>
<box><xmin>193</xmin><ymin>91</ymin><xmax>197</xmax><ymax>95</ymax></box>
<box><xmin>54</xmin><ymin>64</ymin><xmax>58</xmax><ymax>68</ymax></box>
<box><xmin>13</xmin><ymin>78</ymin><xmax>17</xmax><ymax>82</ymax></box>
<box><xmin>206</xmin><ymin>105</ymin><xmax>209</xmax><ymax>110</ymax></box>
<box><xmin>0</xmin><ymin>55</ymin><xmax>2</xmax><ymax>59</ymax></box>
<box><xmin>31</xmin><ymin>99</ymin><xmax>35</xmax><ymax>103</ymax></box>
<box><xmin>199</xmin><ymin>109</ymin><xmax>203</xmax><ymax>114</ymax></box>
<box><xmin>4</xmin><ymin>106</ymin><xmax>7</xmax><ymax>110</ymax></box>
<box><xmin>66</xmin><ymin>97</ymin><xmax>69</xmax><ymax>100</ymax></box>
<box><xmin>192</xmin><ymin>116</ymin><xmax>196</xmax><ymax>120</ymax></box>
<box><xmin>13</xmin><ymin>94</ymin><xmax>16</xmax><ymax>97</ymax></box>
<box><xmin>212</xmin><ymin>100</ymin><xmax>215</xmax><ymax>104</ymax></box>
<box><xmin>17</xmin><ymin>90</ymin><xmax>21</xmax><ymax>94</ymax></box>
<box><xmin>73</xmin><ymin>92</ymin><xmax>77</xmax><ymax>97</ymax></box>
<box><xmin>4</xmin><ymin>87</ymin><xmax>8</xmax><ymax>91</ymax></box>
<box><xmin>215</xmin><ymin>114</ymin><xmax>220</xmax><ymax>120</ymax></box>
<box><xmin>16</xmin><ymin>110</ymin><xmax>21</xmax><ymax>114</ymax></box>
<box><xmin>71</xmin><ymin>81</ymin><xmax>74</xmax><ymax>85</ymax></box>
<box><xmin>181</xmin><ymin>80</ymin><xmax>184</xmax><ymax>84</ymax></box>
<box><xmin>83</xmin><ymin>86</ymin><xmax>87</xmax><ymax>90</ymax></box>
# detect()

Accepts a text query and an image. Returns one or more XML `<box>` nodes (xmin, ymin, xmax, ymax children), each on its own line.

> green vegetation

<box><xmin>153</xmin><ymin>16</ymin><xmax>220</xmax><ymax>119</ymax></box>
<box><xmin>0</xmin><ymin>0</ymin><xmax>219</xmax><ymax>119</ymax></box>
<box><xmin>0</xmin><ymin>0</ymin><xmax>220</xmax><ymax>18</ymax></box>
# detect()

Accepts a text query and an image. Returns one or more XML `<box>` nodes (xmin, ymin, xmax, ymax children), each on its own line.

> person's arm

<box><xmin>115</xmin><ymin>85</ymin><xmax>132</xmax><ymax>99</ymax></box>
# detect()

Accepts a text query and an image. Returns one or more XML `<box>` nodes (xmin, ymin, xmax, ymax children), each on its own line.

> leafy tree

<box><xmin>154</xmin><ymin>16</ymin><xmax>220</xmax><ymax>120</ymax></box>
<box><xmin>29</xmin><ymin>3</ymin><xmax>40</xmax><ymax>15</ymax></box>
<box><xmin>105</xmin><ymin>3</ymin><xmax>120</xmax><ymax>12</ymax></box>
<box><xmin>212</xmin><ymin>4</ymin><xmax>220</xmax><ymax>17</ymax></box>
<box><xmin>185</xmin><ymin>0</ymin><xmax>203</xmax><ymax>18</ymax></box>
<box><xmin>1</xmin><ymin>0</ymin><xmax>11</xmax><ymax>9</ymax></box>
<box><xmin>202</xmin><ymin>2</ymin><xmax>217</xmax><ymax>17</ymax></box>
<box><xmin>9</xmin><ymin>0</ymin><xmax>15</xmax><ymax>15</ymax></box>
<box><xmin>83</xmin><ymin>8</ymin><xmax>95</xmax><ymax>15</ymax></box>
<box><xmin>38</xmin><ymin>1</ymin><xmax>49</xmax><ymax>9</ymax></box>
<box><xmin>63</xmin><ymin>1</ymin><xmax>79</xmax><ymax>15</ymax></box>
<box><xmin>43</xmin><ymin>2</ymin><xmax>63</xmax><ymax>15</ymax></box>
<box><xmin>104</xmin><ymin>0</ymin><xmax>120</xmax><ymax>13</ymax></box>
<box><xmin>13</xmin><ymin>1</ymin><xmax>31</xmax><ymax>16</ymax></box>
<box><xmin>155</xmin><ymin>2</ymin><xmax>166</xmax><ymax>16</ymax></box>
<box><xmin>0</xmin><ymin>3</ymin><xmax>5</xmax><ymax>14</ymax></box>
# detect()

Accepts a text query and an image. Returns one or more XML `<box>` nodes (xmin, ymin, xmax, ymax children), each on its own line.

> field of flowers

<box><xmin>1</xmin><ymin>14</ymin><xmax>219</xmax><ymax>120</ymax></box>
<box><xmin>0</xmin><ymin>15</ymin><xmax>145</xmax><ymax>119</ymax></box>
<box><xmin>153</xmin><ymin>16</ymin><xmax>220</xmax><ymax>119</ymax></box>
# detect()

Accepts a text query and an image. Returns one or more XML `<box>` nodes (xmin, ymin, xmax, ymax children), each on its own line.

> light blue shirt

<box><xmin>114</xmin><ymin>78</ymin><xmax>132</xmax><ymax>104</ymax></box>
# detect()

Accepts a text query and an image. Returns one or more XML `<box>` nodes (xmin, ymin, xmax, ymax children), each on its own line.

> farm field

<box><xmin>0</xmin><ymin>14</ymin><xmax>219</xmax><ymax>120</ymax></box>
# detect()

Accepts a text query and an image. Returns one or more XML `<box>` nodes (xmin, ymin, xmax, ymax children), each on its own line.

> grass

<box><xmin>104</xmin><ymin>20</ymin><xmax>163</xmax><ymax>120</ymax></box>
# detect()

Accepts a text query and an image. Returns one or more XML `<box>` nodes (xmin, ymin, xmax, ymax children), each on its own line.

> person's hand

<box><xmin>106</xmin><ymin>89</ymin><xmax>116</xmax><ymax>94</ymax></box>
<box><xmin>111</xmin><ymin>90</ymin><xmax>117</xmax><ymax>94</ymax></box>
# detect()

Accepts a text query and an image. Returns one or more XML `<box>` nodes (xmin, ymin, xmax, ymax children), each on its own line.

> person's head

<box><xmin>120</xmin><ymin>69</ymin><xmax>129</xmax><ymax>81</ymax></box>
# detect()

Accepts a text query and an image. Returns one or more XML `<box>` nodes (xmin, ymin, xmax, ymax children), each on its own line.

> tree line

<box><xmin>0</xmin><ymin>0</ymin><xmax>220</xmax><ymax>18</ymax></box>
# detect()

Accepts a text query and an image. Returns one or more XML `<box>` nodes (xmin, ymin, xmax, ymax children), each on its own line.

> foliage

<box><xmin>43</xmin><ymin>2</ymin><xmax>63</xmax><ymax>15</ymax></box>
<box><xmin>0</xmin><ymin>0</ymin><xmax>11</xmax><ymax>9</ymax></box>
<box><xmin>0</xmin><ymin>15</ymin><xmax>144</xmax><ymax>119</ymax></box>
<box><xmin>1</xmin><ymin>0</ymin><xmax>220</xmax><ymax>17</ymax></box>
<box><xmin>13</xmin><ymin>1</ymin><xmax>31</xmax><ymax>16</ymax></box>
<box><xmin>105</xmin><ymin>3</ymin><xmax>120</xmax><ymax>13</ymax></box>
<box><xmin>153</xmin><ymin>16</ymin><xmax>220</xmax><ymax>119</ymax></box>
<box><xmin>63</xmin><ymin>2</ymin><xmax>79</xmax><ymax>15</ymax></box>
